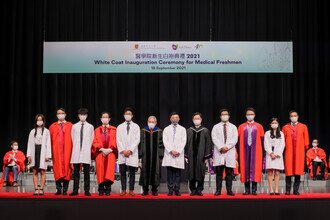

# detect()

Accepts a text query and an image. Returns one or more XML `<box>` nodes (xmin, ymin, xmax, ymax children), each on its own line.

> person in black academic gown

<box><xmin>139</xmin><ymin>116</ymin><xmax>164</xmax><ymax>196</ymax></box>
<box><xmin>185</xmin><ymin>112</ymin><xmax>212</xmax><ymax>196</ymax></box>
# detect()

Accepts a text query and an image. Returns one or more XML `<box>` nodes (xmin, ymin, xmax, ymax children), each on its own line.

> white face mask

<box><xmin>13</xmin><ymin>145</ymin><xmax>18</xmax><ymax>151</ymax></box>
<box><xmin>290</xmin><ymin>116</ymin><xmax>298</xmax><ymax>123</ymax></box>
<box><xmin>124</xmin><ymin>114</ymin><xmax>132</xmax><ymax>121</ymax></box>
<box><xmin>312</xmin><ymin>143</ymin><xmax>318</xmax><ymax>147</ymax></box>
<box><xmin>101</xmin><ymin>118</ymin><xmax>110</xmax><ymax>125</ymax></box>
<box><xmin>271</xmin><ymin>123</ymin><xmax>279</xmax><ymax>129</ymax></box>
<box><xmin>221</xmin><ymin>115</ymin><xmax>229</xmax><ymax>122</ymax></box>
<box><xmin>79</xmin><ymin>115</ymin><xmax>87</xmax><ymax>122</ymax></box>
<box><xmin>193</xmin><ymin>119</ymin><xmax>202</xmax><ymax>126</ymax></box>
<box><xmin>246</xmin><ymin>115</ymin><xmax>255</xmax><ymax>121</ymax></box>
<box><xmin>148</xmin><ymin>123</ymin><xmax>156</xmax><ymax>129</ymax></box>
<box><xmin>36</xmin><ymin>121</ymin><xmax>44</xmax><ymax>126</ymax></box>
<box><xmin>57</xmin><ymin>114</ymin><xmax>66</xmax><ymax>121</ymax></box>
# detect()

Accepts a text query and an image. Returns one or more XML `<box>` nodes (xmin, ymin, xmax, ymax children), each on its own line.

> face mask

<box><xmin>246</xmin><ymin>115</ymin><xmax>255</xmax><ymax>121</ymax></box>
<box><xmin>57</xmin><ymin>114</ymin><xmax>66</xmax><ymax>121</ymax></box>
<box><xmin>290</xmin><ymin>116</ymin><xmax>298</xmax><ymax>123</ymax></box>
<box><xmin>124</xmin><ymin>115</ymin><xmax>132</xmax><ymax>121</ymax></box>
<box><xmin>13</xmin><ymin>145</ymin><xmax>18</xmax><ymax>151</ymax></box>
<box><xmin>193</xmin><ymin>119</ymin><xmax>202</xmax><ymax>126</ymax></box>
<box><xmin>101</xmin><ymin>118</ymin><xmax>110</xmax><ymax>125</ymax></box>
<box><xmin>148</xmin><ymin>123</ymin><xmax>156</xmax><ymax>129</ymax></box>
<box><xmin>312</xmin><ymin>143</ymin><xmax>318</xmax><ymax>147</ymax></box>
<box><xmin>36</xmin><ymin>121</ymin><xmax>43</xmax><ymax>126</ymax></box>
<box><xmin>271</xmin><ymin>124</ymin><xmax>278</xmax><ymax>129</ymax></box>
<box><xmin>79</xmin><ymin>115</ymin><xmax>87</xmax><ymax>122</ymax></box>
<box><xmin>221</xmin><ymin>115</ymin><xmax>229</xmax><ymax>122</ymax></box>
<box><xmin>171</xmin><ymin>120</ymin><xmax>179</xmax><ymax>125</ymax></box>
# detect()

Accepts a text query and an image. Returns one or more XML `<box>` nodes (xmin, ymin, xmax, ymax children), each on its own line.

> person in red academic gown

<box><xmin>238</xmin><ymin>107</ymin><xmax>264</xmax><ymax>195</ymax></box>
<box><xmin>1</xmin><ymin>141</ymin><xmax>26</xmax><ymax>187</ymax></box>
<box><xmin>282</xmin><ymin>110</ymin><xmax>309</xmax><ymax>195</ymax></box>
<box><xmin>92</xmin><ymin>112</ymin><xmax>118</xmax><ymax>196</ymax></box>
<box><xmin>49</xmin><ymin>108</ymin><xmax>73</xmax><ymax>195</ymax></box>
<box><xmin>306</xmin><ymin>139</ymin><xmax>327</xmax><ymax>180</ymax></box>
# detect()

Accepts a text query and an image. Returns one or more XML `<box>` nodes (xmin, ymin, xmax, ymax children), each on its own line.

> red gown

<box><xmin>0</xmin><ymin>150</ymin><xmax>26</xmax><ymax>184</ymax></box>
<box><xmin>306</xmin><ymin>147</ymin><xmax>328</xmax><ymax>179</ymax></box>
<box><xmin>238</xmin><ymin>122</ymin><xmax>264</xmax><ymax>183</ymax></box>
<box><xmin>49</xmin><ymin>121</ymin><xmax>73</xmax><ymax>181</ymax></box>
<box><xmin>282</xmin><ymin>122</ymin><xmax>309</xmax><ymax>176</ymax></box>
<box><xmin>92</xmin><ymin>125</ymin><xmax>118</xmax><ymax>184</ymax></box>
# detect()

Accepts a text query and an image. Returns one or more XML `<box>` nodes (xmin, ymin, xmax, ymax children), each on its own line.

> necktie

<box><xmin>103</xmin><ymin>127</ymin><xmax>107</xmax><ymax>140</ymax></box>
<box><xmin>173</xmin><ymin>125</ymin><xmax>176</xmax><ymax>142</ymax></box>
<box><xmin>80</xmin><ymin>123</ymin><xmax>84</xmax><ymax>150</ymax></box>
<box><xmin>223</xmin><ymin>123</ymin><xmax>227</xmax><ymax>144</ymax></box>
<box><xmin>127</xmin><ymin>122</ymin><xmax>130</xmax><ymax>135</ymax></box>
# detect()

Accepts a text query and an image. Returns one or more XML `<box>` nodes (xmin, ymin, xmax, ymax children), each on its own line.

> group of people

<box><xmin>0</xmin><ymin>107</ymin><xmax>327</xmax><ymax>197</ymax></box>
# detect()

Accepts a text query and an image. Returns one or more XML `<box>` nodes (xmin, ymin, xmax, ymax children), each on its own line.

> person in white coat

<box><xmin>117</xmin><ymin>107</ymin><xmax>140</xmax><ymax>196</ymax></box>
<box><xmin>27</xmin><ymin>114</ymin><xmax>51</xmax><ymax>196</ymax></box>
<box><xmin>211</xmin><ymin>109</ymin><xmax>238</xmax><ymax>196</ymax></box>
<box><xmin>162</xmin><ymin>112</ymin><xmax>187</xmax><ymax>196</ymax></box>
<box><xmin>69</xmin><ymin>108</ymin><xmax>94</xmax><ymax>196</ymax></box>
<box><xmin>264</xmin><ymin>118</ymin><xmax>285</xmax><ymax>195</ymax></box>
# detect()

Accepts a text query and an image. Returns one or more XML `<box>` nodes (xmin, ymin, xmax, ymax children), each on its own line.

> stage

<box><xmin>1</xmin><ymin>174</ymin><xmax>330</xmax><ymax>219</ymax></box>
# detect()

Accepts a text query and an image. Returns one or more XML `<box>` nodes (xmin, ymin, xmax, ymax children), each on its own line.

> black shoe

<box><xmin>293</xmin><ymin>191</ymin><xmax>300</xmax><ymax>195</ymax></box>
<box><xmin>85</xmin><ymin>191</ymin><xmax>91</xmax><ymax>196</ymax></box>
<box><xmin>243</xmin><ymin>191</ymin><xmax>250</xmax><ymax>195</ymax></box>
<box><xmin>196</xmin><ymin>191</ymin><xmax>203</xmax><ymax>196</ymax></box>
<box><xmin>227</xmin><ymin>191</ymin><xmax>235</xmax><ymax>196</ymax></box>
<box><xmin>152</xmin><ymin>191</ymin><xmax>158</xmax><ymax>196</ymax></box>
<box><xmin>175</xmin><ymin>191</ymin><xmax>181</xmax><ymax>196</ymax></box>
<box><xmin>63</xmin><ymin>191</ymin><xmax>68</xmax><ymax>195</ymax></box>
<box><xmin>99</xmin><ymin>191</ymin><xmax>105</xmax><ymax>196</ymax></box>
<box><xmin>69</xmin><ymin>191</ymin><xmax>78</xmax><ymax>196</ymax></box>
<box><xmin>168</xmin><ymin>191</ymin><xmax>173</xmax><ymax>196</ymax></box>
<box><xmin>105</xmin><ymin>192</ymin><xmax>111</xmax><ymax>196</ymax></box>
<box><xmin>285</xmin><ymin>191</ymin><xmax>290</xmax><ymax>195</ymax></box>
<box><xmin>214</xmin><ymin>190</ymin><xmax>221</xmax><ymax>196</ymax></box>
<box><xmin>54</xmin><ymin>190</ymin><xmax>62</xmax><ymax>195</ymax></box>
<box><xmin>270</xmin><ymin>192</ymin><xmax>275</xmax><ymax>195</ymax></box>
<box><xmin>190</xmin><ymin>191</ymin><xmax>196</xmax><ymax>196</ymax></box>
<box><xmin>275</xmin><ymin>193</ymin><xmax>280</xmax><ymax>195</ymax></box>
<box><xmin>142</xmin><ymin>191</ymin><xmax>148</xmax><ymax>196</ymax></box>
<box><xmin>252</xmin><ymin>191</ymin><xmax>257</xmax><ymax>195</ymax></box>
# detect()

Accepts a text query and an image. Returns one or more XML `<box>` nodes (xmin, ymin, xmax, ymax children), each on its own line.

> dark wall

<box><xmin>1</xmin><ymin>0</ymin><xmax>329</xmax><ymax>167</ymax></box>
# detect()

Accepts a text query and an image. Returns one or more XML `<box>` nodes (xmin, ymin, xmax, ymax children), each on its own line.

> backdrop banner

<box><xmin>43</xmin><ymin>41</ymin><xmax>293</xmax><ymax>73</ymax></box>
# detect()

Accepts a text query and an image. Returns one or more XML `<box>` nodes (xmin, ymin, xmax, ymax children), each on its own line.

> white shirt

<box><xmin>70</xmin><ymin>121</ymin><xmax>94</xmax><ymax>165</ymax></box>
<box><xmin>116</xmin><ymin>121</ymin><xmax>140</xmax><ymax>167</ymax></box>
<box><xmin>312</xmin><ymin>147</ymin><xmax>322</xmax><ymax>162</ymax></box>
<box><xmin>264</xmin><ymin>130</ymin><xmax>285</xmax><ymax>170</ymax></box>
<box><xmin>211</xmin><ymin>122</ymin><xmax>238</xmax><ymax>168</ymax></box>
<box><xmin>162</xmin><ymin>124</ymin><xmax>187</xmax><ymax>169</ymax></box>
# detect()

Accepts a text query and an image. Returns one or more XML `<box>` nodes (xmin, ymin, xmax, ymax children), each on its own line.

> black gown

<box><xmin>138</xmin><ymin>126</ymin><xmax>164</xmax><ymax>187</ymax></box>
<box><xmin>185</xmin><ymin>126</ymin><xmax>212</xmax><ymax>182</ymax></box>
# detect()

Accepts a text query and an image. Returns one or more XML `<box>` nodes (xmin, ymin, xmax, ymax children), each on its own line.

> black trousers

<box><xmin>55</xmin><ymin>178</ymin><xmax>69</xmax><ymax>193</ymax></box>
<box><xmin>189</xmin><ymin>178</ymin><xmax>204</xmax><ymax>193</ymax></box>
<box><xmin>72</xmin><ymin>163</ymin><xmax>90</xmax><ymax>193</ymax></box>
<box><xmin>214</xmin><ymin>165</ymin><xmax>233</xmax><ymax>192</ymax></box>
<box><xmin>143</xmin><ymin>185</ymin><xmax>158</xmax><ymax>193</ymax></box>
<box><xmin>312</xmin><ymin>161</ymin><xmax>325</xmax><ymax>178</ymax></box>
<box><xmin>98</xmin><ymin>180</ymin><xmax>113</xmax><ymax>193</ymax></box>
<box><xmin>285</xmin><ymin>175</ymin><xmax>300</xmax><ymax>193</ymax></box>
<box><xmin>119</xmin><ymin>164</ymin><xmax>136</xmax><ymax>191</ymax></box>
<box><xmin>167</xmin><ymin>167</ymin><xmax>181</xmax><ymax>192</ymax></box>
<box><xmin>244</xmin><ymin>181</ymin><xmax>257</xmax><ymax>193</ymax></box>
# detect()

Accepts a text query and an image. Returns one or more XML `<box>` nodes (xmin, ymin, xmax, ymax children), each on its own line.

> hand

<box><xmin>221</xmin><ymin>147</ymin><xmax>229</xmax><ymax>153</ymax></box>
<box><xmin>28</xmin><ymin>157</ymin><xmax>32</xmax><ymax>164</ymax></box>
<box><xmin>276</xmin><ymin>155</ymin><xmax>281</xmax><ymax>158</ymax></box>
<box><xmin>45</xmin><ymin>157</ymin><xmax>50</xmax><ymax>162</ymax></box>
<box><xmin>270</xmin><ymin>153</ymin><xmax>276</xmax><ymax>160</ymax></box>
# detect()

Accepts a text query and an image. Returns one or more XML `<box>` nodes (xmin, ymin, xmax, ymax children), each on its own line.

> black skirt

<box><xmin>34</xmin><ymin>144</ymin><xmax>41</xmax><ymax>169</ymax></box>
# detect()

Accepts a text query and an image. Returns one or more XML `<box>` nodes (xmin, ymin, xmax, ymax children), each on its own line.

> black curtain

<box><xmin>1</xmin><ymin>0</ymin><xmax>329</xmax><ymax>170</ymax></box>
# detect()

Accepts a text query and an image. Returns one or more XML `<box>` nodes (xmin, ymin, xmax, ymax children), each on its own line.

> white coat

<box><xmin>264</xmin><ymin>130</ymin><xmax>285</xmax><ymax>170</ymax></box>
<box><xmin>70</xmin><ymin>121</ymin><xmax>94</xmax><ymax>165</ymax></box>
<box><xmin>116</xmin><ymin>121</ymin><xmax>140</xmax><ymax>167</ymax></box>
<box><xmin>27</xmin><ymin>128</ymin><xmax>52</xmax><ymax>170</ymax></box>
<box><xmin>211</xmin><ymin>122</ymin><xmax>238</xmax><ymax>168</ymax></box>
<box><xmin>162</xmin><ymin>124</ymin><xmax>187</xmax><ymax>169</ymax></box>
